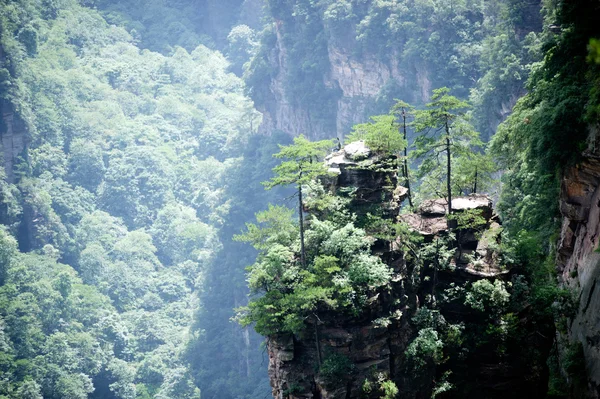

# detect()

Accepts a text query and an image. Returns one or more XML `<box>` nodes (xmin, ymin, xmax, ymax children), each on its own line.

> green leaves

<box><xmin>346</xmin><ymin>114</ymin><xmax>406</xmax><ymax>155</ymax></box>
<box><xmin>264</xmin><ymin>134</ymin><xmax>334</xmax><ymax>189</ymax></box>
<box><xmin>235</xmin><ymin>205</ymin><xmax>297</xmax><ymax>250</ymax></box>
<box><xmin>412</xmin><ymin>87</ymin><xmax>487</xmax><ymax>205</ymax></box>
<box><xmin>464</xmin><ymin>280</ymin><xmax>511</xmax><ymax>315</ymax></box>
<box><xmin>237</xmin><ymin>211</ymin><xmax>393</xmax><ymax>335</ymax></box>
<box><xmin>414</xmin><ymin>88</ymin><xmax>470</xmax><ymax>133</ymax></box>
<box><xmin>405</xmin><ymin>328</ymin><xmax>444</xmax><ymax>371</ymax></box>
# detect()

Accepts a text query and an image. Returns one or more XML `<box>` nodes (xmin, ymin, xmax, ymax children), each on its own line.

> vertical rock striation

<box><xmin>254</xmin><ymin>19</ymin><xmax>431</xmax><ymax>141</ymax></box>
<box><xmin>557</xmin><ymin>126</ymin><xmax>600</xmax><ymax>397</ymax></box>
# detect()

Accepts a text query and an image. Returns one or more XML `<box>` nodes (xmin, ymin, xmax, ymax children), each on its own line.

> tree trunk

<box><xmin>473</xmin><ymin>166</ymin><xmax>478</xmax><ymax>194</ymax></box>
<box><xmin>314</xmin><ymin>316</ymin><xmax>322</xmax><ymax>367</ymax></box>
<box><xmin>298</xmin><ymin>181</ymin><xmax>306</xmax><ymax>269</ymax></box>
<box><xmin>402</xmin><ymin>108</ymin><xmax>413</xmax><ymax>208</ymax></box>
<box><xmin>445</xmin><ymin>121</ymin><xmax>452</xmax><ymax>215</ymax></box>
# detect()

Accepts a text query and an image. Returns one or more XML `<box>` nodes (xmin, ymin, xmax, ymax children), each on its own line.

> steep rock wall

<box><xmin>249</xmin><ymin>1</ymin><xmax>543</xmax><ymax>141</ymax></box>
<box><xmin>557</xmin><ymin>126</ymin><xmax>600</xmax><ymax>397</ymax></box>
<box><xmin>255</xmin><ymin>21</ymin><xmax>430</xmax><ymax>140</ymax></box>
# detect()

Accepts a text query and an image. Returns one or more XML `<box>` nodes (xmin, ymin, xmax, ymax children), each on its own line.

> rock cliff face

<box><xmin>325</xmin><ymin>46</ymin><xmax>429</xmax><ymax>140</ymax></box>
<box><xmin>557</xmin><ymin>126</ymin><xmax>600</xmax><ymax>397</ymax></box>
<box><xmin>255</xmin><ymin>22</ymin><xmax>430</xmax><ymax>140</ymax></box>
<box><xmin>267</xmin><ymin>143</ymin><xmax>552</xmax><ymax>399</ymax></box>
<box><xmin>250</xmin><ymin>1</ymin><xmax>541</xmax><ymax>141</ymax></box>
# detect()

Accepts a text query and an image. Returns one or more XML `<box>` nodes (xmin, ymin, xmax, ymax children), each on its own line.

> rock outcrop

<box><xmin>267</xmin><ymin>144</ymin><xmax>551</xmax><ymax>399</ymax></box>
<box><xmin>324</xmin><ymin>141</ymin><xmax>407</xmax><ymax>218</ymax></box>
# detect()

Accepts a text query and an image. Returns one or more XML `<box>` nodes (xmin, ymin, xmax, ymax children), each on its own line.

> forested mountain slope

<box><xmin>0</xmin><ymin>0</ymin><xmax>272</xmax><ymax>397</ymax></box>
<box><xmin>491</xmin><ymin>0</ymin><xmax>600</xmax><ymax>396</ymax></box>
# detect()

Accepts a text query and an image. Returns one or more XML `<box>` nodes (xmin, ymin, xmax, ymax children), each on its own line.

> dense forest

<box><xmin>0</xmin><ymin>0</ymin><xmax>599</xmax><ymax>398</ymax></box>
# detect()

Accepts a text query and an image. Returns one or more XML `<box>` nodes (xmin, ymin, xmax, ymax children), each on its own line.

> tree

<box><xmin>391</xmin><ymin>100</ymin><xmax>415</xmax><ymax>207</ymax></box>
<box><xmin>345</xmin><ymin>114</ymin><xmax>406</xmax><ymax>156</ymax></box>
<box><xmin>264</xmin><ymin>135</ymin><xmax>334</xmax><ymax>268</ymax></box>
<box><xmin>451</xmin><ymin>150</ymin><xmax>496</xmax><ymax>195</ymax></box>
<box><xmin>227</xmin><ymin>25</ymin><xmax>258</xmax><ymax>76</ymax></box>
<box><xmin>413</xmin><ymin>88</ymin><xmax>482</xmax><ymax>214</ymax></box>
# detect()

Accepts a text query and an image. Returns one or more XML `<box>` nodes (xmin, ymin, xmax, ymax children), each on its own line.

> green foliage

<box><xmin>264</xmin><ymin>134</ymin><xmax>335</xmax><ymax>268</ymax></box>
<box><xmin>464</xmin><ymin>280</ymin><xmax>511</xmax><ymax>315</ymax></box>
<box><xmin>412</xmin><ymin>88</ymin><xmax>484</xmax><ymax>207</ymax></box>
<box><xmin>0</xmin><ymin>0</ymin><xmax>264</xmax><ymax>396</ymax></box>
<box><xmin>235</xmin><ymin>204</ymin><xmax>297</xmax><ymax>250</ymax></box>
<box><xmin>420</xmin><ymin>234</ymin><xmax>456</xmax><ymax>273</ymax></box>
<box><xmin>237</xmin><ymin>213</ymin><xmax>392</xmax><ymax>334</ymax></box>
<box><xmin>447</xmin><ymin>208</ymin><xmax>487</xmax><ymax>231</ymax></box>
<box><xmin>490</xmin><ymin>0</ymin><xmax>600</xmax><ymax>243</ymax></box>
<box><xmin>319</xmin><ymin>352</ymin><xmax>354</xmax><ymax>386</ymax></box>
<box><xmin>563</xmin><ymin>342</ymin><xmax>586</xmax><ymax>388</ymax></box>
<box><xmin>451</xmin><ymin>151</ymin><xmax>497</xmax><ymax>195</ymax></box>
<box><xmin>346</xmin><ymin>114</ymin><xmax>406</xmax><ymax>155</ymax></box>
<box><xmin>405</xmin><ymin>328</ymin><xmax>444</xmax><ymax>371</ymax></box>
<box><xmin>237</xmin><ymin>147</ymin><xmax>396</xmax><ymax>335</ymax></box>
<box><xmin>0</xmin><ymin>0</ymin><xmax>582</xmax><ymax>397</ymax></box>
<box><xmin>379</xmin><ymin>378</ymin><xmax>399</xmax><ymax>399</ymax></box>
<box><xmin>185</xmin><ymin>133</ymin><xmax>287</xmax><ymax>399</ymax></box>
<box><xmin>96</xmin><ymin>0</ymin><xmax>247</xmax><ymax>52</ymax></box>
<box><xmin>264</xmin><ymin>134</ymin><xmax>334</xmax><ymax>190</ymax></box>
<box><xmin>227</xmin><ymin>25</ymin><xmax>258</xmax><ymax>75</ymax></box>
<box><xmin>282</xmin><ymin>383</ymin><xmax>303</xmax><ymax>396</ymax></box>
<box><xmin>431</xmin><ymin>371</ymin><xmax>453</xmax><ymax>398</ymax></box>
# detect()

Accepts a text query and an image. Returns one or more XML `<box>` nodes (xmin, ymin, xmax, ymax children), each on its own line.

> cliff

<box><xmin>255</xmin><ymin>20</ymin><xmax>430</xmax><ymax>140</ymax></box>
<box><xmin>248</xmin><ymin>1</ymin><xmax>542</xmax><ymax>141</ymax></box>
<box><xmin>557</xmin><ymin>126</ymin><xmax>600</xmax><ymax>397</ymax></box>
<box><xmin>266</xmin><ymin>142</ymin><xmax>553</xmax><ymax>399</ymax></box>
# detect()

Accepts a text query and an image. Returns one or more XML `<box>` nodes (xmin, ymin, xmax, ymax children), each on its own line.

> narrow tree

<box><xmin>264</xmin><ymin>135</ymin><xmax>334</xmax><ymax>268</ymax></box>
<box><xmin>452</xmin><ymin>150</ymin><xmax>496</xmax><ymax>196</ymax></box>
<box><xmin>392</xmin><ymin>100</ymin><xmax>415</xmax><ymax>208</ymax></box>
<box><xmin>413</xmin><ymin>88</ymin><xmax>481</xmax><ymax>214</ymax></box>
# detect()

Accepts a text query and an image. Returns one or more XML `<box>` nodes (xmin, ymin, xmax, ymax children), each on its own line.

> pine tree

<box><xmin>391</xmin><ymin>100</ymin><xmax>415</xmax><ymax>208</ymax></box>
<box><xmin>263</xmin><ymin>135</ymin><xmax>334</xmax><ymax>268</ymax></box>
<box><xmin>413</xmin><ymin>88</ymin><xmax>481</xmax><ymax>214</ymax></box>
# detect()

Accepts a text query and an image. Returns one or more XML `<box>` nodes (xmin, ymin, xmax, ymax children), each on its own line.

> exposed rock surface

<box><xmin>557</xmin><ymin>127</ymin><xmax>600</xmax><ymax>397</ymax></box>
<box><xmin>324</xmin><ymin>141</ymin><xmax>407</xmax><ymax>218</ymax></box>
<box><xmin>400</xmin><ymin>194</ymin><xmax>505</xmax><ymax>278</ymax></box>
<box><xmin>258</xmin><ymin>20</ymin><xmax>322</xmax><ymax>139</ymax></box>
<box><xmin>255</xmin><ymin>21</ymin><xmax>430</xmax><ymax>140</ymax></box>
